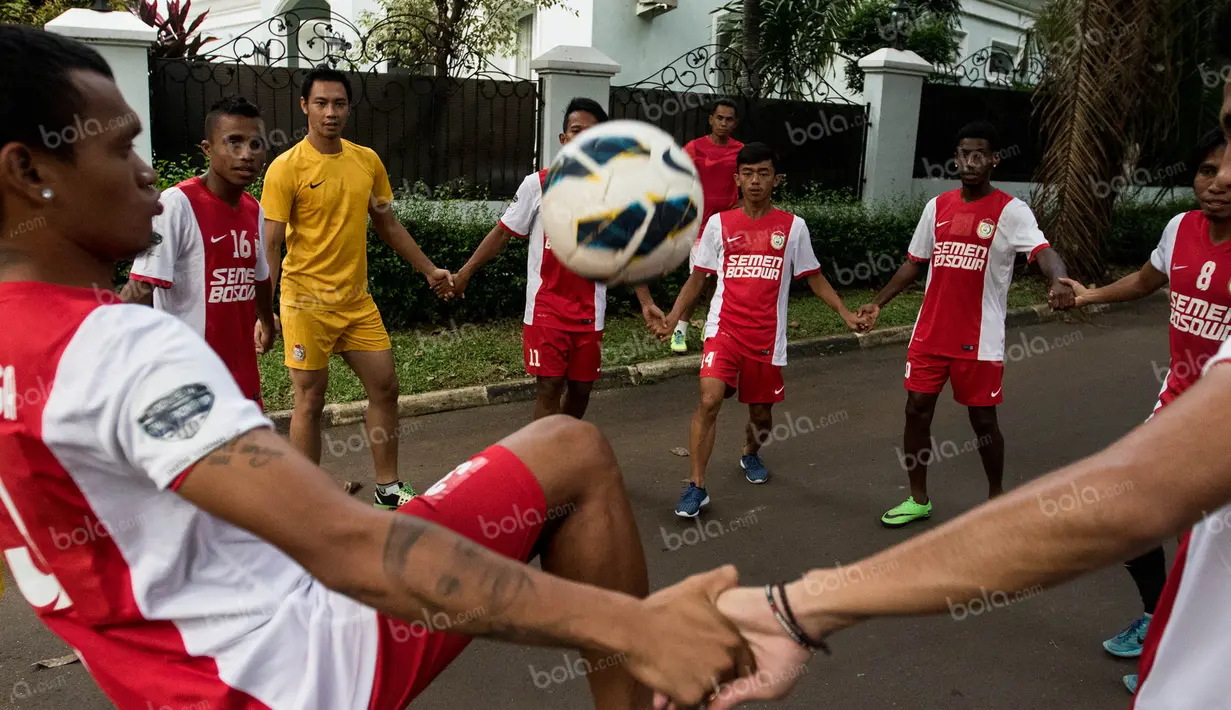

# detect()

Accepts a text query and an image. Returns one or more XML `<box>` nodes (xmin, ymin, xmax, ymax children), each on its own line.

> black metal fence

<box><xmin>609</xmin><ymin>46</ymin><xmax>869</xmax><ymax>197</ymax></box>
<box><xmin>149</xmin><ymin>11</ymin><xmax>540</xmax><ymax>198</ymax></box>
<box><xmin>912</xmin><ymin>82</ymin><xmax>1044</xmax><ymax>183</ymax></box>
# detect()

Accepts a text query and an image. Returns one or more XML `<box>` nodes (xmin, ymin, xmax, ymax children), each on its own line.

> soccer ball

<box><xmin>540</xmin><ymin>120</ymin><xmax>704</xmax><ymax>286</ymax></box>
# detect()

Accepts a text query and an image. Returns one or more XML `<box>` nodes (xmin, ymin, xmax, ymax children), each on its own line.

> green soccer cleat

<box><xmin>670</xmin><ymin>331</ymin><xmax>688</xmax><ymax>354</ymax></box>
<box><xmin>880</xmin><ymin>496</ymin><xmax>933</xmax><ymax>528</ymax></box>
<box><xmin>374</xmin><ymin>481</ymin><xmax>417</xmax><ymax>511</ymax></box>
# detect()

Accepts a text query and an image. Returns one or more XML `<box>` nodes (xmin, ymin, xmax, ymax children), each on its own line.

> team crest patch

<box><xmin>292</xmin><ymin>344</ymin><xmax>306</xmax><ymax>362</ymax></box>
<box><xmin>138</xmin><ymin>384</ymin><xmax>214</xmax><ymax>441</ymax></box>
<box><xmin>771</xmin><ymin>231</ymin><xmax>787</xmax><ymax>250</ymax></box>
<box><xmin>977</xmin><ymin>219</ymin><xmax>997</xmax><ymax>240</ymax></box>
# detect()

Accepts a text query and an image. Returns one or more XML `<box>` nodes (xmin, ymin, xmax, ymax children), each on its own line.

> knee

<box><xmin>905</xmin><ymin>400</ymin><xmax>934</xmax><ymax>424</ymax></box>
<box><xmin>369</xmin><ymin>373</ymin><xmax>400</xmax><ymax>406</ymax></box>
<box><xmin>698</xmin><ymin>392</ymin><xmax>725</xmax><ymax>417</ymax></box>
<box><xmin>968</xmin><ymin>408</ymin><xmax>999</xmax><ymax>433</ymax></box>
<box><xmin>294</xmin><ymin>385</ymin><xmax>327</xmax><ymax>417</ymax></box>
<box><xmin>534</xmin><ymin>415</ymin><xmax>622</xmax><ymax>487</ymax></box>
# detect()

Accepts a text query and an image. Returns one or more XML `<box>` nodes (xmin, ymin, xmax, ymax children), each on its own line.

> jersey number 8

<box><xmin>1198</xmin><ymin>261</ymin><xmax>1217</xmax><ymax>291</ymax></box>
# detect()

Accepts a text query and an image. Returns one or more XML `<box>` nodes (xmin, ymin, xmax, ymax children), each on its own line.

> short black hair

<box><xmin>737</xmin><ymin>142</ymin><xmax>779</xmax><ymax>171</ymax></box>
<box><xmin>956</xmin><ymin>121</ymin><xmax>1000</xmax><ymax>152</ymax></box>
<box><xmin>711</xmin><ymin>98</ymin><xmax>738</xmax><ymax>117</ymax></box>
<box><xmin>1215</xmin><ymin>3</ymin><xmax>1231</xmax><ymax>61</ymax></box>
<box><xmin>1194</xmin><ymin>128</ymin><xmax>1228</xmax><ymax>172</ymax></box>
<box><xmin>204</xmin><ymin>96</ymin><xmax>263</xmax><ymax>139</ymax></box>
<box><xmin>0</xmin><ymin>25</ymin><xmax>114</xmax><ymax>161</ymax></box>
<box><xmin>562</xmin><ymin>97</ymin><xmax>609</xmax><ymax>133</ymax></box>
<box><xmin>301</xmin><ymin>67</ymin><xmax>352</xmax><ymax>103</ymax></box>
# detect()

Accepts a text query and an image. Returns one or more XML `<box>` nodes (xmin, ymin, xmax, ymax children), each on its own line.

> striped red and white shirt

<box><xmin>0</xmin><ymin>282</ymin><xmax>379</xmax><ymax>710</ymax></box>
<box><xmin>500</xmin><ymin>170</ymin><xmax>607</xmax><ymax>332</ymax></box>
<box><xmin>692</xmin><ymin>208</ymin><xmax>821</xmax><ymax>366</ymax></box>
<box><xmin>907</xmin><ymin>189</ymin><xmax>1050</xmax><ymax>361</ymax></box>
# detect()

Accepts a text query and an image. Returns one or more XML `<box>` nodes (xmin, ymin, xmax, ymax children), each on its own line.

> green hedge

<box><xmin>136</xmin><ymin>161</ymin><xmax>1195</xmax><ymax>329</ymax></box>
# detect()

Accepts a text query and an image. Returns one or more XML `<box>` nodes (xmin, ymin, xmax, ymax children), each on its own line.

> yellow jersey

<box><xmin>261</xmin><ymin>139</ymin><xmax>394</xmax><ymax>311</ymax></box>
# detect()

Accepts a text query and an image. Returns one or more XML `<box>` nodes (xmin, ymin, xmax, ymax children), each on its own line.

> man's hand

<box><xmin>452</xmin><ymin>269</ymin><xmax>472</xmax><ymax>299</ymax></box>
<box><xmin>1058</xmin><ymin>277</ymin><xmax>1091</xmax><ymax>308</ymax></box>
<box><xmin>254</xmin><ymin>319</ymin><xmax>276</xmax><ymax>354</ymax></box>
<box><xmin>698</xmin><ymin>585</ymin><xmax>812</xmax><ymax>710</ymax></box>
<box><xmin>1048</xmin><ymin>278</ymin><xmax>1077</xmax><ymax>310</ymax></box>
<box><xmin>638</xmin><ymin>566</ymin><xmax>752</xmax><ymax>709</ymax></box>
<box><xmin>856</xmin><ymin>303</ymin><xmax>880</xmax><ymax>330</ymax></box>
<box><xmin>654</xmin><ymin>313</ymin><xmax>680</xmax><ymax>341</ymax></box>
<box><xmin>426</xmin><ymin>268</ymin><xmax>455</xmax><ymax>300</ymax></box>
<box><xmin>642</xmin><ymin>302</ymin><xmax>666</xmax><ymax>332</ymax></box>
<box><xmin>840</xmin><ymin>309</ymin><xmax>866</xmax><ymax>333</ymax></box>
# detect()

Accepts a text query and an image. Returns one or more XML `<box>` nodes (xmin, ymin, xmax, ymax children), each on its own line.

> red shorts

<box><xmin>905</xmin><ymin>350</ymin><xmax>1004</xmax><ymax>407</ymax></box>
<box><xmin>369</xmin><ymin>444</ymin><xmax>548</xmax><ymax>710</ymax></box>
<box><xmin>701</xmin><ymin>331</ymin><xmax>784</xmax><ymax>404</ymax></box>
<box><xmin>523</xmin><ymin>324</ymin><xmax>603</xmax><ymax>382</ymax></box>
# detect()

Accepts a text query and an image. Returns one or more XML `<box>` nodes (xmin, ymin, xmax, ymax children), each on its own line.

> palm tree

<box><xmin>1029</xmin><ymin>0</ymin><xmax>1226</xmax><ymax>281</ymax></box>
<box><xmin>743</xmin><ymin>0</ymin><xmax>763</xmax><ymax>93</ymax></box>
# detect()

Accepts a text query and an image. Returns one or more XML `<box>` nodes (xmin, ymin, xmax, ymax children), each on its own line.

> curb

<box><xmin>265</xmin><ymin>298</ymin><xmax>1129</xmax><ymax>429</ymax></box>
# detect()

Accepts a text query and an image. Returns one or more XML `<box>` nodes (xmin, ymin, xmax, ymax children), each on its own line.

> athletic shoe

<box><xmin>880</xmin><ymin>496</ymin><xmax>933</xmax><ymax>528</ymax></box>
<box><xmin>1103</xmin><ymin>614</ymin><xmax>1151</xmax><ymax>658</ymax></box>
<box><xmin>675</xmin><ymin>483</ymin><xmax>710</xmax><ymax>518</ymax></box>
<box><xmin>670</xmin><ymin>331</ymin><xmax>688</xmax><ymax>354</ymax></box>
<box><xmin>1123</xmin><ymin>674</ymin><xmax>1139</xmax><ymax>695</ymax></box>
<box><xmin>374</xmin><ymin>481</ymin><xmax>417</xmax><ymax>510</ymax></box>
<box><xmin>741</xmin><ymin>455</ymin><xmax>770</xmax><ymax>484</ymax></box>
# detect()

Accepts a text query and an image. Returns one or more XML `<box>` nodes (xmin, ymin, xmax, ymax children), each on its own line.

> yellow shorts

<box><xmin>281</xmin><ymin>297</ymin><xmax>392</xmax><ymax>370</ymax></box>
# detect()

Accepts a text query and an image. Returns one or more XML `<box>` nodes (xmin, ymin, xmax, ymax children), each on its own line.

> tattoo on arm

<box><xmin>202</xmin><ymin>433</ymin><xmax>286</xmax><ymax>469</ymax></box>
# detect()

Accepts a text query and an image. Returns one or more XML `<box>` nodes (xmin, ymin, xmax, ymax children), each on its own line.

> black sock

<box><xmin>1125</xmin><ymin>546</ymin><xmax>1167</xmax><ymax>615</ymax></box>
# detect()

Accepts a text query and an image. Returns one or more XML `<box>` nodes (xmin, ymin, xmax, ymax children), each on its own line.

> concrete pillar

<box><xmin>531</xmin><ymin>45</ymin><xmax>621</xmax><ymax>169</ymax></box>
<box><xmin>857</xmin><ymin>48</ymin><xmax>934</xmax><ymax>205</ymax></box>
<box><xmin>46</xmin><ymin>9</ymin><xmax>158</xmax><ymax>167</ymax></box>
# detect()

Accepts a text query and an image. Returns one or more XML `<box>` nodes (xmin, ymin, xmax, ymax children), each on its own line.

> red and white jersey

<box><xmin>500</xmin><ymin>171</ymin><xmax>607</xmax><ymax>332</ymax></box>
<box><xmin>1132</xmin><ymin>338</ymin><xmax>1231</xmax><ymax>709</ymax></box>
<box><xmin>692</xmin><ymin>208</ymin><xmax>821</xmax><ymax>366</ymax></box>
<box><xmin>907</xmin><ymin>189</ymin><xmax>1050</xmax><ymax>361</ymax></box>
<box><xmin>0</xmin><ymin>283</ymin><xmax>379</xmax><ymax>710</ymax></box>
<box><xmin>1148</xmin><ymin>211</ymin><xmax>1231</xmax><ymax>409</ymax></box>
<box><xmin>129</xmin><ymin>177</ymin><xmax>269</xmax><ymax>401</ymax></box>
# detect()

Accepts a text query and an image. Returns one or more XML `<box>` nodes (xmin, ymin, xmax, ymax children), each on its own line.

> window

<box><xmin>988</xmin><ymin>41</ymin><xmax>1019</xmax><ymax>78</ymax></box>
<box><xmin>515</xmin><ymin>13</ymin><xmax>534</xmax><ymax>77</ymax></box>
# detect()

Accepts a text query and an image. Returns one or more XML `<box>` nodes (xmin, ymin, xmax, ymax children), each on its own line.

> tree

<box><xmin>1</xmin><ymin>0</ymin><xmax>124</xmax><ymax>27</ymax></box>
<box><xmin>1029</xmin><ymin>0</ymin><xmax>1226</xmax><ymax>281</ymax></box>
<box><xmin>135</xmin><ymin>0</ymin><xmax>217</xmax><ymax>58</ymax></box>
<box><xmin>357</xmin><ymin>0</ymin><xmax>570</xmax><ymax>77</ymax></box>
<box><xmin>714</xmin><ymin>0</ymin><xmax>962</xmax><ymax>98</ymax></box>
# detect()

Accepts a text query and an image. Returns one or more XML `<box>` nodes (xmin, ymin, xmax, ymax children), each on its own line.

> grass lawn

<box><xmin>257</xmin><ymin>275</ymin><xmax>1053</xmax><ymax>411</ymax></box>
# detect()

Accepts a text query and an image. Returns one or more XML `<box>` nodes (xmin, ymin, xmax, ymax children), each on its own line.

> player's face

<box><xmin>559</xmin><ymin>110</ymin><xmax>600</xmax><ymax>146</ymax></box>
<box><xmin>202</xmin><ymin>114</ymin><xmax>267</xmax><ymax>189</ymax></box>
<box><xmin>955</xmin><ymin>138</ymin><xmax>998</xmax><ymax>187</ymax></box>
<box><xmin>736</xmin><ymin>160</ymin><xmax>781</xmax><ymax>204</ymax></box>
<box><xmin>710</xmin><ymin>106</ymin><xmax>737</xmax><ymax>139</ymax></box>
<box><xmin>4</xmin><ymin>70</ymin><xmax>162</xmax><ymax>261</ymax></box>
<box><xmin>302</xmin><ymin>81</ymin><xmax>350</xmax><ymax>140</ymax></box>
<box><xmin>1196</xmin><ymin>144</ymin><xmax>1231</xmax><ymax>221</ymax></box>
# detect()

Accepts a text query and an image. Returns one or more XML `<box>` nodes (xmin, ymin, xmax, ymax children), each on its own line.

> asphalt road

<box><xmin>1</xmin><ymin>298</ymin><xmax>1177</xmax><ymax>710</ymax></box>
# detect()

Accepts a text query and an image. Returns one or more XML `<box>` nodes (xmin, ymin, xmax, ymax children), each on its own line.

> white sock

<box><xmin>378</xmin><ymin>481</ymin><xmax>402</xmax><ymax>496</ymax></box>
<box><xmin>674</xmin><ymin>321</ymin><xmax>688</xmax><ymax>336</ymax></box>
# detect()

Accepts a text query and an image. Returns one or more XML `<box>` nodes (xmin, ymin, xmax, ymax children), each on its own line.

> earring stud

<box><xmin>40</xmin><ymin>188</ymin><xmax>54</xmax><ymax>200</ymax></box>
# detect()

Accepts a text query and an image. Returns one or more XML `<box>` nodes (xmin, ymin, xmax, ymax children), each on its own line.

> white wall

<box><xmin>535</xmin><ymin>0</ymin><xmax>594</xmax><ymax>60</ymax></box>
<box><xmin>589</xmin><ymin>1</ymin><xmax>718</xmax><ymax>86</ymax></box>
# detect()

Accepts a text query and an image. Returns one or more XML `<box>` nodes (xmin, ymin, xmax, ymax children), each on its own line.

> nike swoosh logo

<box><xmin>1173</xmin><ymin>265</ymin><xmax>1188</xmax><ymax>270</ymax></box>
<box><xmin>937</xmin><ymin>221</ymin><xmax>951</xmax><ymax>228</ymax></box>
<box><xmin>210</xmin><ymin>235</ymin><xmax>228</xmax><ymax>243</ymax></box>
<box><xmin>774</xmin><ymin>387</ymin><xmax>785</xmax><ymax>395</ymax></box>
<box><xmin>991</xmin><ymin>388</ymin><xmax>1002</xmax><ymax>397</ymax></box>
<box><xmin>309</xmin><ymin>181</ymin><xmax>325</xmax><ymax>189</ymax></box>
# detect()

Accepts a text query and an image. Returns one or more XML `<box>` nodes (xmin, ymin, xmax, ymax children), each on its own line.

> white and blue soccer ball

<box><xmin>540</xmin><ymin>120</ymin><xmax>705</xmax><ymax>286</ymax></box>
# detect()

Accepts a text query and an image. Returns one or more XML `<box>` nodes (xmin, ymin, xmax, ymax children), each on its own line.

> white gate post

<box><xmin>532</xmin><ymin>46</ymin><xmax>621</xmax><ymax>169</ymax></box>
<box><xmin>46</xmin><ymin>8</ymin><xmax>157</xmax><ymax>168</ymax></box>
<box><xmin>857</xmin><ymin>48</ymin><xmax>934</xmax><ymax>205</ymax></box>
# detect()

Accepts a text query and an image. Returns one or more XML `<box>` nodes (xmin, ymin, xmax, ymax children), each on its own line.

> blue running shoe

<box><xmin>1124</xmin><ymin>674</ymin><xmax>1138</xmax><ymax>695</ymax></box>
<box><xmin>675</xmin><ymin>483</ymin><xmax>710</xmax><ymax>518</ymax></box>
<box><xmin>741</xmin><ymin>455</ymin><xmax>769</xmax><ymax>484</ymax></box>
<box><xmin>1103</xmin><ymin>614</ymin><xmax>1151</xmax><ymax>658</ymax></box>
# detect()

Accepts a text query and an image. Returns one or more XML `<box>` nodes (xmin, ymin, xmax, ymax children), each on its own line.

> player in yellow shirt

<box><xmin>260</xmin><ymin>68</ymin><xmax>453</xmax><ymax>510</ymax></box>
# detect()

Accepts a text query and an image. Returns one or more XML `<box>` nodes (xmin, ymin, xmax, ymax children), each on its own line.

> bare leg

<box><xmin>689</xmin><ymin>378</ymin><xmax>729</xmax><ymax>489</ymax></box>
<box><xmin>562</xmin><ymin>379</ymin><xmax>595</xmax><ymax>419</ymax></box>
<box><xmin>341</xmin><ymin>350</ymin><xmax>401</xmax><ymax>486</ymax></box>
<box><xmin>533</xmin><ymin>376</ymin><xmax>567</xmax><ymax>420</ymax></box>
<box><xmin>502</xmin><ymin>416</ymin><xmax>651</xmax><ymax>709</ymax></box>
<box><xmin>289</xmin><ymin>367</ymin><xmax>329</xmax><ymax>465</ymax></box>
<box><xmin>744</xmin><ymin>404</ymin><xmax>773</xmax><ymax>457</ymax></box>
<box><xmin>968</xmin><ymin>405</ymin><xmax>1006</xmax><ymax>498</ymax></box>
<box><xmin>904</xmin><ymin>391</ymin><xmax>941</xmax><ymax>504</ymax></box>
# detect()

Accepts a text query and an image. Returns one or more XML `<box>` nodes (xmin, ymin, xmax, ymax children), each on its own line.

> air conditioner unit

<box><xmin>636</xmin><ymin>0</ymin><xmax>677</xmax><ymax>19</ymax></box>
